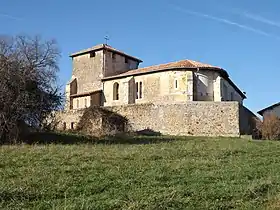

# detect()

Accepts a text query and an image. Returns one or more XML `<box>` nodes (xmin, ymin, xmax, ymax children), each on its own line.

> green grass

<box><xmin>1</xmin><ymin>136</ymin><xmax>280</xmax><ymax>209</ymax></box>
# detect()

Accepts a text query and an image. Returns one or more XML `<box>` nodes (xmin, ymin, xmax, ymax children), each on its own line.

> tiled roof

<box><xmin>70</xmin><ymin>90</ymin><xmax>102</xmax><ymax>98</ymax></box>
<box><xmin>258</xmin><ymin>102</ymin><xmax>280</xmax><ymax>116</ymax></box>
<box><xmin>70</xmin><ymin>44</ymin><xmax>143</xmax><ymax>62</ymax></box>
<box><xmin>102</xmin><ymin>59</ymin><xmax>246</xmax><ymax>99</ymax></box>
<box><xmin>103</xmin><ymin>59</ymin><xmax>225</xmax><ymax>80</ymax></box>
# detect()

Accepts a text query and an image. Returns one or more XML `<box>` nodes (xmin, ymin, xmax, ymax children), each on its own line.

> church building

<box><xmin>65</xmin><ymin>44</ymin><xmax>246</xmax><ymax>110</ymax></box>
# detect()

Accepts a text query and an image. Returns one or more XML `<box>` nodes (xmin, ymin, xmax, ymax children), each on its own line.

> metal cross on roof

<box><xmin>104</xmin><ymin>35</ymin><xmax>109</xmax><ymax>45</ymax></box>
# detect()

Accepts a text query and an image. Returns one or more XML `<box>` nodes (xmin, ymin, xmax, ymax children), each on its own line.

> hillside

<box><xmin>1</xmin><ymin>136</ymin><xmax>280</xmax><ymax>209</ymax></box>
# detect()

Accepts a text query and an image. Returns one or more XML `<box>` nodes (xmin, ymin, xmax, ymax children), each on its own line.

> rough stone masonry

<box><xmin>56</xmin><ymin>101</ymin><xmax>257</xmax><ymax>137</ymax></box>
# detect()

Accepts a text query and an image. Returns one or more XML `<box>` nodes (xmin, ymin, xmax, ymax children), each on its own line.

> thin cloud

<box><xmin>242</xmin><ymin>12</ymin><xmax>280</xmax><ymax>28</ymax></box>
<box><xmin>0</xmin><ymin>13</ymin><xmax>22</xmax><ymax>21</ymax></box>
<box><xmin>170</xmin><ymin>4</ymin><xmax>280</xmax><ymax>40</ymax></box>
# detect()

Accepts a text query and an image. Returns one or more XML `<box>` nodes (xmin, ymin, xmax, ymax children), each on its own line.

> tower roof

<box><xmin>70</xmin><ymin>44</ymin><xmax>143</xmax><ymax>62</ymax></box>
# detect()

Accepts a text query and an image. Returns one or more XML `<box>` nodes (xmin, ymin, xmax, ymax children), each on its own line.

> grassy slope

<box><xmin>1</xmin><ymin>137</ymin><xmax>280</xmax><ymax>209</ymax></box>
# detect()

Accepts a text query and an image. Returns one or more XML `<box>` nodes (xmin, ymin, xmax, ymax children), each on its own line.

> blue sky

<box><xmin>2</xmin><ymin>0</ymin><xmax>280</xmax><ymax>114</ymax></box>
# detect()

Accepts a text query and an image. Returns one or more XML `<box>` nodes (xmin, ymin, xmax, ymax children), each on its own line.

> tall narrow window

<box><xmin>136</xmin><ymin>82</ymin><xmax>139</xmax><ymax>99</ymax></box>
<box><xmin>135</xmin><ymin>82</ymin><xmax>143</xmax><ymax>99</ymax></box>
<box><xmin>174</xmin><ymin>79</ymin><xmax>178</xmax><ymax>89</ymax></box>
<box><xmin>112</xmin><ymin>53</ymin><xmax>116</xmax><ymax>61</ymax></box>
<box><xmin>77</xmin><ymin>99</ymin><xmax>79</xmax><ymax>109</ymax></box>
<box><xmin>71</xmin><ymin>122</ymin><xmax>75</xmax><ymax>130</ymax></box>
<box><xmin>85</xmin><ymin>98</ymin><xmax>87</xmax><ymax>108</ymax></box>
<box><xmin>125</xmin><ymin>57</ymin><xmax>128</xmax><ymax>63</ymax></box>
<box><xmin>139</xmin><ymin>82</ymin><xmax>142</xmax><ymax>99</ymax></box>
<box><xmin>113</xmin><ymin>82</ymin><xmax>119</xmax><ymax>100</ymax></box>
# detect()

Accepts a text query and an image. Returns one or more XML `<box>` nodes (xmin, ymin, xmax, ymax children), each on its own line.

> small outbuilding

<box><xmin>258</xmin><ymin>102</ymin><xmax>280</xmax><ymax>119</ymax></box>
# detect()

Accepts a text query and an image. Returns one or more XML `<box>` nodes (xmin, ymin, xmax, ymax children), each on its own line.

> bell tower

<box><xmin>65</xmin><ymin>44</ymin><xmax>142</xmax><ymax>110</ymax></box>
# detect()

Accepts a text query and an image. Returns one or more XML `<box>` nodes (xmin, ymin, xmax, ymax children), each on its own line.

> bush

<box><xmin>258</xmin><ymin>113</ymin><xmax>280</xmax><ymax>140</ymax></box>
<box><xmin>76</xmin><ymin>106</ymin><xmax>128</xmax><ymax>137</ymax></box>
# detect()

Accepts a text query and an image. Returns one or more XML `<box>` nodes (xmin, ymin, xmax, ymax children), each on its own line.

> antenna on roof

<box><xmin>104</xmin><ymin>34</ymin><xmax>109</xmax><ymax>45</ymax></box>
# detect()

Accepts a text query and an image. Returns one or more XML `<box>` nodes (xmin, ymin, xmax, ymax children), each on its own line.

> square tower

<box><xmin>65</xmin><ymin>44</ymin><xmax>142</xmax><ymax>110</ymax></box>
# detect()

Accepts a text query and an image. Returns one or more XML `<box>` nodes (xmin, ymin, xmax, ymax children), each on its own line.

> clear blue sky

<box><xmin>2</xmin><ymin>0</ymin><xmax>280</xmax><ymax>114</ymax></box>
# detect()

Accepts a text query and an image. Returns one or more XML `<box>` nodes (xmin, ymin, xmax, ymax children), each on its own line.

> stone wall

<box><xmin>72</xmin><ymin>95</ymin><xmax>91</xmax><ymax>110</ymax></box>
<box><xmin>55</xmin><ymin>109</ymin><xmax>84</xmax><ymax>130</ymax></box>
<box><xmin>54</xmin><ymin>107</ymin><xmax>127</xmax><ymax>136</ymax></box>
<box><xmin>56</xmin><ymin>101</ymin><xmax>256</xmax><ymax>137</ymax></box>
<box><xmin>72</xmin><ymin>51</ymin><xmax>104</xmax><ymax>94</ymax></box>
<box><xmin>108</xmin><ymin>101</ymin><xmax>241</xmax><ymax>137</ymax></box>
<box><xmin>104</xmin><ymin>51</ymin><xmax>139</xmax><ymax>77</ymax></box>
<box><xmin>103</xmin><ymin>70</ymin><xmax>193</xmax><ymax>106</ymax></box>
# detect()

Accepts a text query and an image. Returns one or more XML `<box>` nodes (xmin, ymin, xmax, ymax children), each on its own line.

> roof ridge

<box><xmin>187</xmin><ymin>59</ymin><xmax>207</xmax><ymax>65</ymax></box>
<box><xmin>104</xmin><ymin>58</ymin><xmax>224</xmax><ymax>81</ymax></box>
<box><xmin>138</xmin><ymin>59</ymin><xmax>189</xmax><ymax>69</ymax></box>
<box><xmin>186</xmin><ymin>59</ymin><xmax>196</xmax><ymax>66</ymax></box>
<box><xmin>70</xmin><ymin>44</ymin><xmax>143</xmax><ymax>62</ymax></box>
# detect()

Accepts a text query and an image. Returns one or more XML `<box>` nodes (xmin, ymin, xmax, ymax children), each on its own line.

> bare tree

<box><xmin>0</xmin><ymin>35</ymin><xmax>62</xmax><ymax>143</ymax></box>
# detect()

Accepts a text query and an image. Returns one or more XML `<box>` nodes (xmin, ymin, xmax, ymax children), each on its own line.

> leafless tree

<box><xmin>0</xmin><ymin>35</ymin><xmax>62</xmax><ymax>143</ymax></box>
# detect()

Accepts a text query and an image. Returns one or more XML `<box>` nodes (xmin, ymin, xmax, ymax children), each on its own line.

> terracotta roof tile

<box><xmin>103</xmin><ymin>59</ymin><xmax>222</xmax><ymax>80</ymax></box>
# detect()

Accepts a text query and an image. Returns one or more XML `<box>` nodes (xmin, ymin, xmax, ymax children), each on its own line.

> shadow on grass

<box><xmin>23</xmin><ymin>131</ymin><xmax>178</xmax><ymax>145</ymax></box>
<box><xmin>135</xmin><ymin>129</ymin><xmax>162</xmax><ymax>136</ymax></box>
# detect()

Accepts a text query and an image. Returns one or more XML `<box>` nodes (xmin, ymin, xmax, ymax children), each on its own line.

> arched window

<box><xmin>113</xmin><ymin>82</ymin><xmax>119</xmax><ymax>100</ymax></box>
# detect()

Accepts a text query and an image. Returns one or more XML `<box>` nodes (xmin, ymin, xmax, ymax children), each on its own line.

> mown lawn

<box><xmin>1</xmin><ymin>136</ymin><xmax>280</xmax><ymax>209</ymax></box>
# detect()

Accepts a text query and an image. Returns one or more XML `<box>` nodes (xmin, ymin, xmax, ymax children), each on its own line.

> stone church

<box><xmin>57</xmin><ymin>44</ymin><xmax>256</xmax><ymax>136</ymax></box>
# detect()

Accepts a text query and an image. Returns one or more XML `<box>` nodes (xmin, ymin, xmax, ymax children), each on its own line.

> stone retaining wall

<box><xmin>55</xmin><ymin>109</ymin><xmax>84</xmax><ymax>130</ymax></box>
<box><xmin>108</xmin><ymin>102</ymin><xmax>240</xmax><ymax>137</ymax></box>
<box><xmin>55</xmin><ymin>102</ymin><xmax>256</xmax><ymax>137</ymax></box>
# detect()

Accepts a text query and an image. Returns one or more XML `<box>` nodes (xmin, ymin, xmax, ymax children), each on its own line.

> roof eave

<box><xmin>257</xmin><ymin>102</ymin><xmax>280</xmax><ymax>116</ymax></box>
<box><xmin>224</xmin><ymin>76</ymin><xmax>247</xmax><ymax>99</ymax></box>
<box><xmin>69</xmin><ymin>45</ymin><xmax>104</xmax><ymax>57</ymax></box>
<box><xmin>70</xmin><ymin>90</ymin><xmax>102</xmax><ymax>98</ymax></box>
<box><xmin>257</xmin><ymin>110</ymin><xmax>264</xmax><ymax>116</ymax></box>
<box><xmin>69</xmin><ymin>45</ymin><xmax>143</xmax><ymax>62</ymax></box>
<box><xmin>101</xmin><ymin>67</ymin><xmax>222</xmax><ymax>81</ymax></box>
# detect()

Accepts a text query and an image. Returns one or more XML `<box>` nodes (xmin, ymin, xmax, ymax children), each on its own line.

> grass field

<box><xmin>1</xmin><ymin>135</ymin><xmax>280</xmax><ymax>209</ymax></box>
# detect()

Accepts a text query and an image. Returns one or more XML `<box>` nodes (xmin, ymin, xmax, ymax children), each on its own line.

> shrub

<box><xmin>258</xmin><ymin>113</ymin><xmax>280</xmax><ymax>140</ymax></box>
<box><xmin>76</xmin><ymin>106</ymin><xmax>128</xmax><ymax>137</ymax></box>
